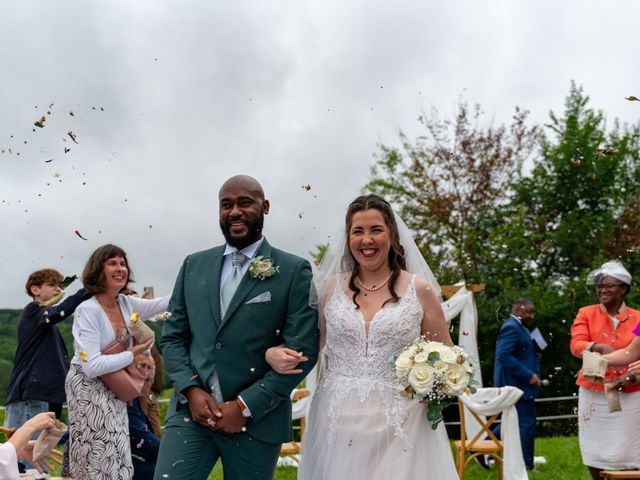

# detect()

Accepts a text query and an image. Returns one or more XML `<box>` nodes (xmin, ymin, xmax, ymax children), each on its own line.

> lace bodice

<box><xmin>324</xmin><ymin>275</ymin><xmax>422</xmax><ymax>382</ymax></box>
<box><xmin>318</xmin><ymin>275</ymin><xmax>423</xmax><ymax>442</ymax></box>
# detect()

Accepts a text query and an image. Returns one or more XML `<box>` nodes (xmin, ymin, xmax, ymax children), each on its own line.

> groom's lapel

<box><xmin>207</xmin><ymin>248</ymin><xmax>225</xmax><ymax>330</ymax></box>
<box><xmin>219</xmin><ymin>239</ymin><xmax>273</xmax><ymax>331</ymax></box>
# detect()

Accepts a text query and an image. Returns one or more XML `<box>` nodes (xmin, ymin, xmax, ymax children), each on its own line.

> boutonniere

<box><xmin>248</xmin><ymin>256</ymin><xmax>279</xmax><ymax>280</ymax></box>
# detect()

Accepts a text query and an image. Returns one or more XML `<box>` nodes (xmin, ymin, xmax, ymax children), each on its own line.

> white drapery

<box><xmin>460</xmin><ymin>387</ymin><xmax>528</xmax><ymax>480</ymax></box>
<box><xmin>442</xmin><ymin>284</ymin><xmax>484</xmax><ymax>441</ymax></box>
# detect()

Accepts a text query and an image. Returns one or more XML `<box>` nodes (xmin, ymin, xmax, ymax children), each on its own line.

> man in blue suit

<box><xmin>492</xmin><ymin>298</ymin><xmax>541</xmax><ymax>470</ymax></box>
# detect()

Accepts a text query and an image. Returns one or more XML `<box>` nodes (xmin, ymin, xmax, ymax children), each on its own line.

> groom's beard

<box><xmin>219</xmin><ymin>213</ymin><xmax>264</xmax><ymax>250</ymax></box>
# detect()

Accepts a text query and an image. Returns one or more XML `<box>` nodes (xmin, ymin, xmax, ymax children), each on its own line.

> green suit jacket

<box><xmin>161</xmin><ymin>239</ymin><xmax>319</xmax><ymax>444</ymax></box>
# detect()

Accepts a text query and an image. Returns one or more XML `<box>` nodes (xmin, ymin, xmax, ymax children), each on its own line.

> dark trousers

<box><xmin>153</xmin><ymin>411</ymin><xmax>281</xmax><ymax>480</ymax></box>
<box><xmin>493</xmin><ymin>398</ymin><xmax>536</xmax><ymax>470</ymax></box>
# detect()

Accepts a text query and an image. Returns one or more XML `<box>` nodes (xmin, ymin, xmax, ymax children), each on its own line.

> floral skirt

<box><xmin>65</xmin><ymin>363</ymin><xmax>133</xmax><ymax>480</ymax></box>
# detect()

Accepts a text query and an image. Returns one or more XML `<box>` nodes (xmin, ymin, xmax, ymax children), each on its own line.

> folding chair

<box><xmin>454</xmin><ymin>390</ymin><xmax>504</xmax><ymax>479</ymax></box>
<box><xmin>0</xmin><ymin>425</ymin><xmax>16</xmax><ymax>440</ymax></box>
<box><xmin>280</xmin><ymin>388</ymin><xmax>311</xmax><ymax>464</ymax></box>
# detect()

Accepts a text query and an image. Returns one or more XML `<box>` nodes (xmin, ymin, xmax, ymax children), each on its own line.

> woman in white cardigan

<box><xmin>65</xmin><ymin>244</ymin><xmax>169</xmax><ymax>479</ymax></box>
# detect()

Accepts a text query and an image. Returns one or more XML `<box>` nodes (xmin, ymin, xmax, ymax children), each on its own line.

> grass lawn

<box><xmin>2</xmin><ymin>404</ymin><xmax>591</xmax><ymax>479</ymax></box>
<box><xmin>206</xmin><ymin>435</ymin><xmax>591</xmax><ymax>479</ymax></box>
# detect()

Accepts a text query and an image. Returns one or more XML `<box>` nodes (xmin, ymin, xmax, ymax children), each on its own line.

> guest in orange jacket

<box><xmin>570</xmin><ymin>260</ymin><xmax>640</xmax><ymax>480</ymax></box>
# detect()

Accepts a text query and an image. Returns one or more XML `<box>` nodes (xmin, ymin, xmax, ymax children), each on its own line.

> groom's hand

<box><xmin>184</xmin><ymin>386</ymin><xmax>222</xmax><ymax>428</ymax></box>
<box><xmin>215</xmin><ymin>401</ymin><xmax>248</xmax><ymax>433</ymax></box>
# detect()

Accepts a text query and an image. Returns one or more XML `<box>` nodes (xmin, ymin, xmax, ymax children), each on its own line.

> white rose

<box><xmin>442</xmin><ymin>363</ymin><xmax>470</xmax><ymax>396</ymax></box>
<box><xmin>255</xmin><ymin>261</ymin><xmax>272</xmax><ymax>274</ymax></box>
<box><xmin>424</xmin><ymin>342</ymin><xmax>458</xmax><ymax>364</ymax></box>
<box><xmin>413</xmin><ymin>351</ymin><xmax>430</xmax><ymax>364</ymax></box>
<box><xmin>395</xmin><ymin>350</ymin><xmax>414</xmax><ymax>377</ymax></box>
<box><xmin>408</xmin><ymin>363</ymin><xmax>436</xmax><ymax>395</ymax></box>
<box><xmin>438</xmin><ymin>347</ymin><xmax>459</xmax><ymax>364</ymax></box>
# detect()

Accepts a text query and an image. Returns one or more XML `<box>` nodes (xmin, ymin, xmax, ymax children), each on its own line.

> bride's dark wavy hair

<box><xmin>345</xmin><ymin>194</ymin><xmax>406</xmax><ymax>309</ymax></box>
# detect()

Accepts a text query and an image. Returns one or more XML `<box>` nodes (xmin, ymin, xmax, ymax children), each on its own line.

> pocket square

<box><xmin>246</xmin><ymin>291</ymin><xmax>271</xmax><ymax>304</ymax></box>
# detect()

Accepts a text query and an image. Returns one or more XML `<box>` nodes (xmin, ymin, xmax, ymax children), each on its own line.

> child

<box><xmin>3</xmin><ymin>269</ymin><xmax>91</xmax><ymax>429</ymax></box>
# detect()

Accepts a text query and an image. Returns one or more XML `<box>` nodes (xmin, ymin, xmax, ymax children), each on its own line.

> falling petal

<box><xmin>74</xmin><ymin>229</ymin><xmax>88</xmax><ymax>241</ymax></box>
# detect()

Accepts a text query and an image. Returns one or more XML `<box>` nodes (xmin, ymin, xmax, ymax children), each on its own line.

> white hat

<box><xmin>587</xmin><ymin>260</ymin><xmax>632</xmax><ymax>286</ymax></box>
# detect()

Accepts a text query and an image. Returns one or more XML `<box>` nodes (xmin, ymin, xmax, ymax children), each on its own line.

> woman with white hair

<box><xmin>570</xmin><ymin>260</ymin><xmax>640</xmax><ymax>480</ymax></box>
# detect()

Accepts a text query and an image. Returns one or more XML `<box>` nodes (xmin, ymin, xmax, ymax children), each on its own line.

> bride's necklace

<box><xmin>357</xmin><ymin>272</ymin><xmax>393</xmax><ymax>292</ymax></box>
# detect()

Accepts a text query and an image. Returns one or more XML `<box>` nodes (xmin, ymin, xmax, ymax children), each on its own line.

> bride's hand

<box><xmin>265</xmin><ymin>345</ymin><xmax>307</xmax><ymax>374</ymax></box>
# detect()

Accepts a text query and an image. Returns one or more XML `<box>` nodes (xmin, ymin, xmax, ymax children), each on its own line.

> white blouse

<box><xmin>0</xmin><ymin>442</ymin><xmax>19</xmax><ymax>478</ymax></box>
<box><xmin>70</xmin><ymin>294</ymin><xmax>170</xmax><ymax>378</ymax></box>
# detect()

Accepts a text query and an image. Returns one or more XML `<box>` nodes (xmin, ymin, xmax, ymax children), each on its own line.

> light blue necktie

<box><xmin>220</xmin><ymin>251</ymin><xmax>247</xmax><ymax>316</ymax></box>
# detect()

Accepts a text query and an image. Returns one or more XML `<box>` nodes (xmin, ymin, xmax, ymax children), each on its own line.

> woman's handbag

<box><xmin>99</xmin><ymin>335</ymin><xmax>147</xmax><ymax>402</ymax></box>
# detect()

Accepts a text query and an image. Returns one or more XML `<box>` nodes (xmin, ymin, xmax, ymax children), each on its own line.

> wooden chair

<box><xmin>280</xmin><ymin>388</ymin><xmax>311</xmax><ymax>463</ymax></box>
<box><xmin>600</xmin><ymin>471</ymin><xmax>640</xmax><ymax>479</ymax></box>
<box><xmin>454</xmin><ymin>391</ymin><xmax>504</xmax><ymax>480</ymax></box>
<box><xmin>0</xmin><ymin>425</ymin><xmax>16</xmax><ymax>440</ymax></box>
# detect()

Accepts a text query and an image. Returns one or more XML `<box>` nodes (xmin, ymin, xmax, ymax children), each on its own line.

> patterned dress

<box><xmin>64</xmin><ymin>294</ymin><xmax>169</xmax><ymax>479</ymax></box>
<box><xmin>65</xmin><ymin>363</ymin><xmax>133</xmax><ymax>479</ymax></box>
<box><xmin>298</xmin><ymin>275</ymin><xmax>457</xmax><ymax>479</ymax></box>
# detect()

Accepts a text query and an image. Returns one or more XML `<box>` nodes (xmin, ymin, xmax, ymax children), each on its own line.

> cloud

<box><xmin>1</xmin><ymin>0</ymin><xmax>640</xmax><ymax>306</ymax></box>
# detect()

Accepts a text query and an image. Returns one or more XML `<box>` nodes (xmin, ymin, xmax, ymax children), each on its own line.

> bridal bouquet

<box><xmin>394</xmin><ymin>337</ymin><xmax>476</xmax><ymax>429</ymax></box>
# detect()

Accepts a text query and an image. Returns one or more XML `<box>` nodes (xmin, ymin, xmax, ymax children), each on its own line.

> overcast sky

<box><xmin>1</xmin><ymin>1</ymin><xmax>639</xmax><ymax>308</ymax></box>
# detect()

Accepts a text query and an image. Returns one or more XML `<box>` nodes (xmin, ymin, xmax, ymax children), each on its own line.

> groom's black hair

<box><xmin>345</xmin><ymin>194</ymin><xmax>406</xmax><ymax>309</ymax></box>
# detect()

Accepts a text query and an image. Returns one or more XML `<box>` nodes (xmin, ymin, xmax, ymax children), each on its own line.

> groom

<box><xmin>154</xmin><ymin>175</ymin><xmax>319</xmax><ymax>480</ymax></box>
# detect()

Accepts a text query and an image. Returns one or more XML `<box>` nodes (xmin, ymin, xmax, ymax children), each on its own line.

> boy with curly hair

<box><xmin>4</xmin><ymin>268</ymin><xmax>91</xmax><ymax>428</ymax></box>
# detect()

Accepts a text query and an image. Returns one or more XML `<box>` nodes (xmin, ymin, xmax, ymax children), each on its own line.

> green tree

<box><xmin>365</xmin><ymin>85</ymin><xmax>640</xmax><ymax>407</ymax></box>
<box><xmin>510</xmin><ymin>82</ymin><xmax>640</xmax><ymax>282</ymax></box>
<box><xmin>366</xmin><ymin>99</ymin><xmax>538</xmax><ymax>284</ymax></box>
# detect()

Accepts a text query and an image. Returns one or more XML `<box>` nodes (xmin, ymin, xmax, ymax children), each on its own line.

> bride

<box><xmin>267</xmin><ymin>194</ymin><xmax>458</xmax><ymax>479</ymax></box>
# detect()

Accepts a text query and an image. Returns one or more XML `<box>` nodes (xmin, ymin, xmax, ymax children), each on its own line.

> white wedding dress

<box><xmin>299</xmin><ymin>275</ymin><xmax>458</xmax><ymax>479</ymax></box>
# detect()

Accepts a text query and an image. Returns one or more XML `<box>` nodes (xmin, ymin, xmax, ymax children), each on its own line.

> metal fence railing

<box><xmin>0</xmin><ymin>394</ymin><xmax>580</xmax><ymax>427</ymax></box>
